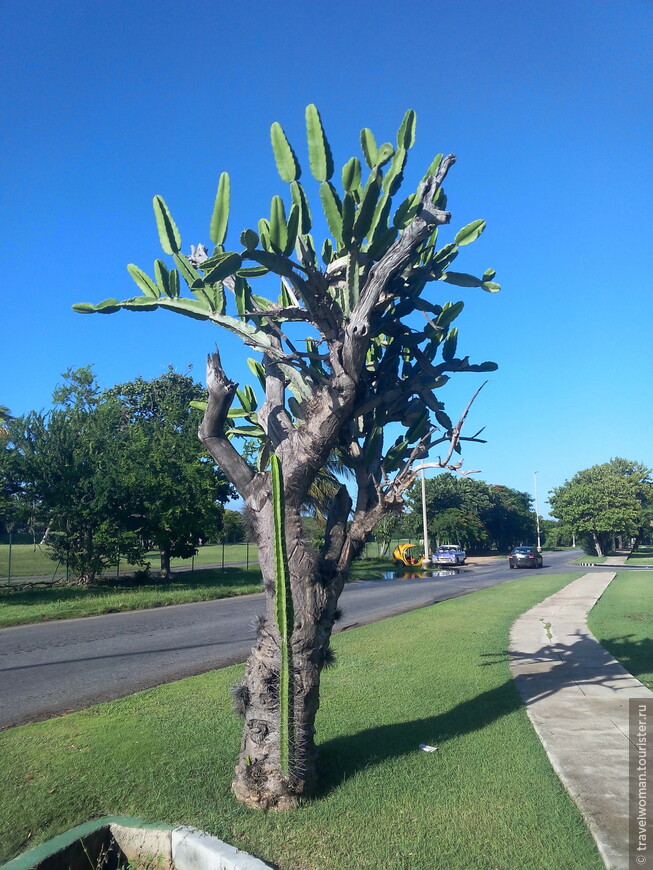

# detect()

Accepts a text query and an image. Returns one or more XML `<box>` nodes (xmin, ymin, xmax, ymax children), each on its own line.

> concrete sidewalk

<box><xmin>509</xmin><ymin>572</ymin><xmax>653</xmax><ymax>870</ymax></box>
<box><xmin>603</xmin><ymin>553</ymin><xmax>630</xmax><ymax>566</ymax></box>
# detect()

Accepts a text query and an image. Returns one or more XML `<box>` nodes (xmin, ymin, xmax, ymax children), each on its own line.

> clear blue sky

<box><xmin>2</xmin><ymin>0</ymin><xmax>651</xmax><ymax>514</ymax></box>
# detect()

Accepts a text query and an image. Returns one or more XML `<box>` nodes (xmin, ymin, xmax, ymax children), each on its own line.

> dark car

<box><xmin>508</xmin><ymin>546</ymin><xmax>543</xmax><ymax>569</ymax></box>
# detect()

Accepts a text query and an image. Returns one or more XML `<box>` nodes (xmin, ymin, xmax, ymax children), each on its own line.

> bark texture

<box><xmin>159</xmin><ymin>547</ymin><xmax>171</xmax><ymax>579</ymax></box>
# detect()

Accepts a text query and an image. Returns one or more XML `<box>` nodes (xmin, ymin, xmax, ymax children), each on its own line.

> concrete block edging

<box><xmin>172</xmin><ymin>827</ymin><xmax>272</xmax><ymax>870</ymax></box>
<box><xmin>0</xmin><ymin>818</ymin><xmax>274</xmax><ymax>870</ymax></box>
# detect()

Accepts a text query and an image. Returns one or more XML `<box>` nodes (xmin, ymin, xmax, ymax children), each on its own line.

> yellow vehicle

<box><xmin>392</xmin><ymin>543</ymin><xmax>425</xmax><ymax>567</ymax></box>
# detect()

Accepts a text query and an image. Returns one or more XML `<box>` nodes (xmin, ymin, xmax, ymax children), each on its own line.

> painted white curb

<box><xmin>172</xmin><ymin>827</ymin><xmax>273</xmax><ymax>870</ymax></box>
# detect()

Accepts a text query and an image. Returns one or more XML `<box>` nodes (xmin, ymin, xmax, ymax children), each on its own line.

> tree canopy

<box><xmin>2</xmin><ymin>368</ymin><xmax>232</xmax><ymax>579</ymax></box>
<box><xmin>403</xmin><ymin>473</ymin><xmax>536</xmax><ymax>551</ymax></box>
<box><xmin>73</xmin><ymin>105</ymin><xmax>500</xmax><ymax>808</ymax></box>
<box><xmin>549</xmin><ymin>458</ymin><xmax>653</xmax><ymax>555</ymax></box>
<box><xmin>105</xmin><ymin>369</ymin><xmax>233</xmax><ymax>575</ymax></box>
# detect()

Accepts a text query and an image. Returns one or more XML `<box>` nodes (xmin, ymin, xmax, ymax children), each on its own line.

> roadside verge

<box><xmin>509</xmin><ymin>572</ymin><xmax>653</xmax><ymax>870</ymax></box>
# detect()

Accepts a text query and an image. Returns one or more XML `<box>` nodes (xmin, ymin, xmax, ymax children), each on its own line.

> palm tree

<box><xmin>304</xmin><ymin>456</ymin><xmax>350</xmax><ymax>523</ymax></box>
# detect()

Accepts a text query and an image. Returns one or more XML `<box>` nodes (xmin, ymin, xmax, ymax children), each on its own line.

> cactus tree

<box><xmin>74</xmin><ymin>106</ymin><xmax>499</xmax><ymax>809</ymax></box>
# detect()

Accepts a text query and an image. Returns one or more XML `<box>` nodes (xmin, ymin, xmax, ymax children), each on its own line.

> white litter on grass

<box><xmin>419</xmin><ymin>744</ymin><xmax>438</xmax><ymax>752</ymax></box>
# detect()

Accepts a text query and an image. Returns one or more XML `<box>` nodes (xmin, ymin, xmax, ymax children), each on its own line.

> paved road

<box><xmin>0</xmin><ymin>549</ymin><xmax>582</xmax><ymax>730</ymax></box>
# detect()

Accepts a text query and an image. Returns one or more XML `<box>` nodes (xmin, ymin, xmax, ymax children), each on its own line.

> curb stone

<box><xmin>0</xmin><ymin>819</ymin><xmax>273</xmax><ymax>870</ymax></box>
<box><xmin>172</xmin><ymin>827</ymin><xmax>272</xmax><ymax>870</ymax></box>
<box><xmin>573</xmin><ymin>562</ymin><xmax>653</xmax><ymax>568</ymax></box>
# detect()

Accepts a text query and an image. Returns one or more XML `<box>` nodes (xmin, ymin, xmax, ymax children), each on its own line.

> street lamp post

<box><xmin>421</xmin><ymin>469</ymin><xmax>431</xmax><ymax>567</ymax></box>
<box><xmin>534</xmin><ymin>471</ymin><xmax>542</xmax><ymax>553</ymax></box>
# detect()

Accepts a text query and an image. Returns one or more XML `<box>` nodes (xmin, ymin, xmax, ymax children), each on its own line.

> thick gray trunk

<box><xmin>231</xmin><ymin>606</ymin><xmax>324</xmax><ymax>809</ymax></box>
<box><xmin>230</xmin><ymin>500</ymin><xmax>350</xmax><ymax>809</ymax></box>
<box><xmin>592</xmin><ymin>531</ymin><xmax>604</xmax><ymax>557</ymax></box>
<box><xmin>160</xmin><ymin>547</ymin><xmax>171</xmax><ymax>579</ymax></box>
<box><xmin>231</xmin><ymin>557</ymin><xmax>336</xmax><ymax>805</ymax></box>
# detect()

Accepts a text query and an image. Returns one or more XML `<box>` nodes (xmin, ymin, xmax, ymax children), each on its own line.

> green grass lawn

<box><xmin>0</xmin><ymin>542</ymin><xmax>261</xmax><ymax>581</ymax></box>
<box><xmin>0</xmin><ymin>558</ymin><xmax>391</xmax><ymax>629</ymax></box>
<box><xmin>0</xmin><ymin>567</ymin><xmax>263</xmax><ymax>628</ymax></box>
<box><xmin>0</xmin><ymin>572</ymin><xmax>602</xmax><ymax>870</ymax></box>
<box><xmin>0</xmin><ymin>541</ymin><xmax>399</xmax><ymax>580</ymax></box>
<box><xmin>587</xmin><ymin>570</ymin><xmax>653</xmax><ymax>690</ymax></box>
<box><xmin>0</xmin><ymin>544</ymin><xmax>61</xmax><ymax>578</ymax></box>
<box><xmin>168</xmin><ymin>543</ymin><xmax>259</xmax><ymax>568</ymax></box>
<box><xmin>573</xmin><ymin>554</ymin><xmax>606</xmax><ymax>564</ymax></box>
<box><xmin>626</xmin><ymin>546</ymin><xmax>653</xmax><ymax>565</ymax></box>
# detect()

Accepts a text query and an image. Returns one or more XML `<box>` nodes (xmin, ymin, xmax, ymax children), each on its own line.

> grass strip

<box><xmin>626</xmin><ymin>547</ymin><xmax>653</xmax><ymax>565</ymax></box>
<box><xmin>0</xmin><ymin>567</ymin><xmax>262</xmax><ymax>628</ymax></box>
<box><xmin>587</xmin><ymin>570</ymin><xmax>653</xmax><ymax>690</ymax></box>
<box><xmin>0</xmin><ymin>559</ymin><xmax>391</xmax><ymax>628</ymax></box>
<box><xmin>0</xmin><ymin>541</ymin><xmax>396</xmax><ymax>580</ymax></box>
<box><xmin>573</xmin><ymin>555</ymin><xmax>606</xmax><ymax>565</ymax></box>
<box><xmin>0</xmin><ymin>572</ymin><xmax>602</xmax><ymax>870</ymax></box>
<box><xmin>0</xmin><ymin>543</ymin><xmax>261</xmax><ymax>580</ymax></box>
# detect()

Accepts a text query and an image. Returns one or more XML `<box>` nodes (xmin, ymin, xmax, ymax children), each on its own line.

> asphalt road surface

<box><xmin>0</xmin><ymin>549</ymin><xmax>585</xmax><ymax>730</ymax></box>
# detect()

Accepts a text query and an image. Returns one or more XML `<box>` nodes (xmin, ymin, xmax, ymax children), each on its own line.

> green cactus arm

<box><xmin>271</xmin><ymin>122</ymin><xmax>301</xmax><ymax>183</ymax></box>
<box><xmin>453</xmin><ymin>219</ymin><xmax>486</xmax><ymax>247</ymax></box>
<box><xmin>305</xmin><ymin>104</ymin><xmax>334</xmax><ymax>182</ymax></box>
<box><xmin>352</xmin><ymin>169</ymin><xmax>382</xmax><ymax>244</ymax></box>
<box><xmin>209</xmin><ymin>172</ymin><xmax>230</xmax><ymax>246</ymax></box>
<box><xmin>127</xmin><ymin>264</ymin><xmax>160</xmax><ymax>297</ymax></box>
<box><xmin>153</xmin><ymin>260</ymin><xmax>170</xmax><ymax>296</ymax></box>
<box><xmin>360</xmin><ymin>128</ymin><xmax>378</xmax><ymax>169</ymax></box>
<box><xmin>341</xmin><ymin>156</ymin><xmax>361</xmax><ymax>192</ymax></box>
<box><xmin>319</xmin><ymin>182</ymin><xmax>343</xmax><ymax>249</ymax></box>
<box><xmin>270</xmin><ymin>453</ymin><xmax>294</xmax><ymax>778</ymax></box>
<box><xmin>284</xmin><ymin>204</ymin><xmax>299</xmax><ymax>257</ymax></box>
<box><xmin>153</xmin><ymin>195</ymin><xmax>181</xmax><ymax>255</ymax></box>
<box><xmin>203</xmin><ymin>252</ymin><xmax>242</xmax><ymax>285</ymax></box>
<box><xmin>290</xmin><ymin>181</ymin><xmax>312</xmax><ymax>234</ymax></box>
<box><xmin>396</xmin><ymin>109</ymin><xmax>417</xmax><ymax>150</ymax></box>
<box><xmin>269</xmin><ymin>195</ymin><xmax>289</xmax><ymax>254</ymax></box>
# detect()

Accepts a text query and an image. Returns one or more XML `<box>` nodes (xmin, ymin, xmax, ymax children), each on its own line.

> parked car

<box><xmin>433</xmin><ymin>544</ymin><xmax>466</xmax><ymax>565</ymax></box>
<box><xmin>508</xmin><ymin>546</ymin><xmax>543</xmax><ymax>569</ymax></box>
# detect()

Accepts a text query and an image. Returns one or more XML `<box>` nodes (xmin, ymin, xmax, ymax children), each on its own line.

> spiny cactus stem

<box><xmin>270</xmin><ymin>453</ymin><xmax>295</xmax><ymax>778</ymax></box>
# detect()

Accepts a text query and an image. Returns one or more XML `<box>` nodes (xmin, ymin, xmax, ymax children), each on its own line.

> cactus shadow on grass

<box><xmin>597</xmin><ymin>633</ymin><xmax>653</xmax><ymax>687</ymax></box>
<box><xmin>315</xmin><ymin>677</ymin><xmax>520</xmax><ymax>798</ymax></box>
<box><xmin>316</xmin><ymin>631</ymin><xmax>648</xmax><ymax>798</ymax></box>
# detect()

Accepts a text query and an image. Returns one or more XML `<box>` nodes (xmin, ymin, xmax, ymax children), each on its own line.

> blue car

<box><xmin>434</xmin><ymin>544</ymin><xmax>466</xmax><ymax>565</ymax></box>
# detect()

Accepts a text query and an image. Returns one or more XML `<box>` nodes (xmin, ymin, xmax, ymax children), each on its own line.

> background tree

<box><xmin>549</xmin><ymin>458</ymin><xmax>653</xmax><ymax>556</ymax></box>
<box><xmin>0</xmin><ymin>407</ymin><xmax>28</xmax><ymax>538</ymax></box>
<box><xmin>608</xmin><ymin>458</ymin><xmax>653</xmax><ymax>549</ymax></box>
<box><xmin>539</xmin><ymin>518</ymin><xmax>573</xmax><ymax>548</ymax></box>
<box><xmin>372</xmin><ymin>512</ymin><xmax>401</xmax><ymax>555</ymax></box>
<box><xmin>8</xmin><ymin>368</ymin><xmax>233</xmax><ymax>580</ymax></box>
<box><xmin>74</xmin><ymin>106</ymin><xmax>499</xmax><ymax>808</ymax></box>
<box><xmin>485</xmin><ymin>485</ymin><xmax>536</xmax><ymax>551</ymax></box>
<box><xmin>221</xmin><ymin>508</ymin><xmax>246</xmax><ymax>543</ymax></box>
<box><xmin>106</xmin><ymin>370</ymin><xmax>233</xmax><ymax>577</ymax></box>
<box><xmin>10</xmin><ymin>374</ymin><xmax>142</xmax><ymax>582</ymax></box>
<box><xmin>403</xmin><ymin>473</ymin><xmax>535</xmax><ymax>552</ymax></box>
<box><xmin>431</xmin><ymin>506</ymin><xmax>489</xmax><ymax>549</ymax></box>
<box><xmin>0</xmin><ymin>405</ymin><xmax>14</xmax><ymax>439</ymax></box>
